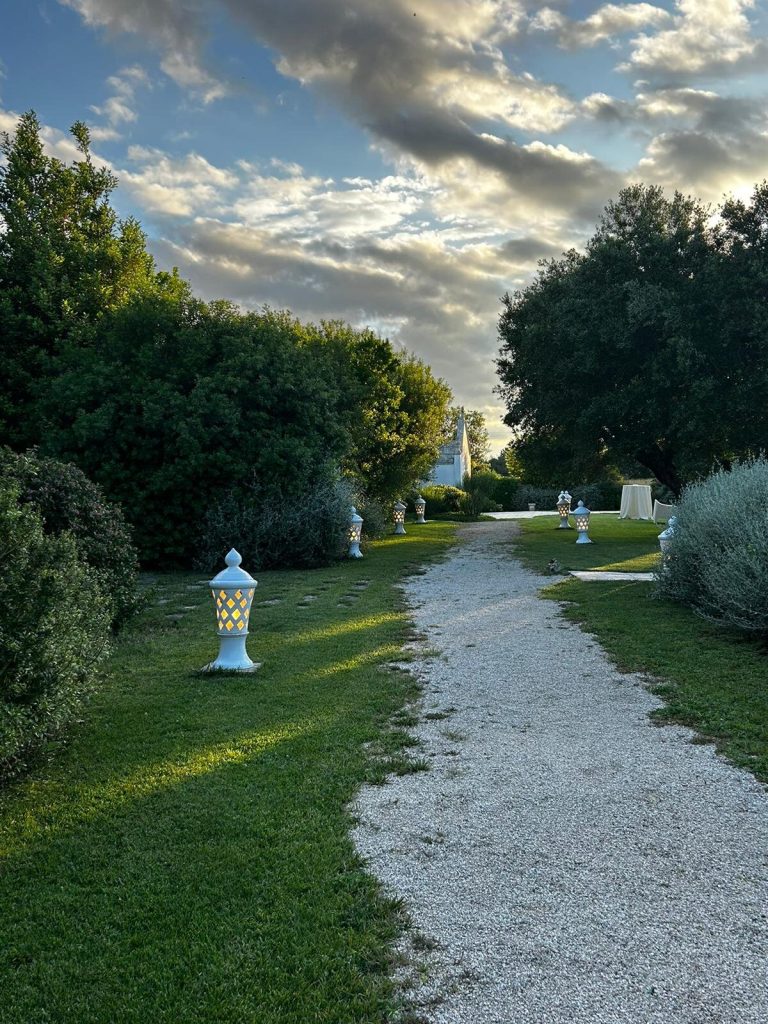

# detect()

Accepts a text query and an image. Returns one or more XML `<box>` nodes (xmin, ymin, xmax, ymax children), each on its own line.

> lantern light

<box><xmin>556</xmin><ymin>489</ymin><xmax>572</xmax><ymax>529</ymax></box>
<box><xmin>393</xmin><ymin>500</ymin><xmax>407</xmax><ymax>535</ymax></box>
<box><xmin>574</xmin><ymin>501</ymin><xmax>592</xmax><ymax>544</ymax></box>
<box><xmin>348</xmin><ymin>506</ymin><xmax>364</xmax><ymax>558</ymax></box>
<box><xmin>414</xmin><ymin>495</ymin><xmax>427</xmax><ymax>524</ymax></box>
<box><xmin>658</xmin><ymin>515</ymin><xmax>677</xmax><ymax>556</ymax></box>
<box><xmin>204</xmin><ymin>548</ymin><xmax>259</xmax><ymax>672</ymax></box>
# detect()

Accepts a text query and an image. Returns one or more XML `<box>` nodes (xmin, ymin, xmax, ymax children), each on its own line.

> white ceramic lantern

<box><xmin>393</xmin><ymin>500</ymin><xmax>407</xmax><ymax>535</ymax></box>
<box><xmin>205</xmin><ymin>548</ymin><xmax>258</xmax><ymax>672</ymax></box>
<box><xmin>348</xmin><ymin>507</ymin><xmax>363</xmax><ymax>558</ymax></box>
<box><xmin>574</xmin><ymin>501</ymin><xmax>592</xmax><ymax>544</ymax></box>
<box><xmin>658</xmin><ymin>515</ymin><xmax>677</xmax><ymax>556</ymax></box>
<box><xmin>414</xmin><ymin>495</ymin><xmax>427</xmax><ymax>524</ymax></box>
<box><xmin>556</xmin><ymin>489</ymin><xmax>572</xmax><ymax>529</ymax></box>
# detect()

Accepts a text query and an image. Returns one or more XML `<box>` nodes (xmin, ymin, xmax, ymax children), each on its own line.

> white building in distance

<box><xmin>428</xmin><ymin>410</ymin><xmax>472</xmax><ymax>488</ymax></box>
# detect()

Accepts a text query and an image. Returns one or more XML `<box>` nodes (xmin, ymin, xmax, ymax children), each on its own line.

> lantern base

<box><xmin>348</xmin><ymin>542</ymin><xmax>363</xmax><ymax>558</ymax></box>
<box><xmin>203</xmin><ymin>634</ymin><xmax>259</xmax><ymax>672</ymax></box>
<box><xmin>576</xmin><ymin>535</ymin><xmax>593</xmax><ymax>544</ymax></box>
<box><xmin>557</xmin><ymin>521</ymin><xmax>572</xmax><ymax>529</ymax></box>
<box><xmin>394</xmin><ymin>525</ymin><xmax>407</xmax><ymax>535</ymax></box>
<box><xmin>416</xmin><ymin>515</ymin><xmax>426</xmax><ymax>524</ymax></box>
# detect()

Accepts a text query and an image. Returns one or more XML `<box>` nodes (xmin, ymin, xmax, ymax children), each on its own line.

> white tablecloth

<box><xmin>652</xmin><ymin>500</ymin><xmax>677</xmax><ymax>523</ymax></box>
<box><xmin>620</xmin><ymin>484</ymin><xmax>653</xmax><ymax>520</ymax></box>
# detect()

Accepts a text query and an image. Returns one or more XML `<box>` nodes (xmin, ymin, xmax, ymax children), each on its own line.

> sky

<box><xmin>2</xmin><ymin>1</ymin><xmax>768</xmax><ymax>451</ymax></box>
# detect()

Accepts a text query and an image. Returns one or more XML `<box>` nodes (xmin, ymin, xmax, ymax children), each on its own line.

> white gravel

<box><xmin>352</xmin><ymin>520</ymin><xmax>768</xmax><ymax>1024</ymax></box>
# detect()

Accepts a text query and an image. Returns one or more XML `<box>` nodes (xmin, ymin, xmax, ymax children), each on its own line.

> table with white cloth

<box><xmin>619</xmin><ymin>484</ymin><xmax>653</xmax><ymax>520</ymax></box>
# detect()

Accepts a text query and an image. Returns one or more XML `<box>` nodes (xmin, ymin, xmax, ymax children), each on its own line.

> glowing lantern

<box><xmin>414</xmin><ymin>495</ymin><xmax>427</xmax><ymax>524</ymax></box>
<box><xmin>205</xmin><ymin>548</ymin><xmax>258</xmax><ymax>672</ymax></box>
<box><xmin>556</xmin><ymin>489</ymin><xmax>572</xmax><ymax>529</ymax></box>
<box><xmin>574</xmin><ymin>501</ymin><xmax>592</xmax><ymax>544</ymax></box>
<box><xmin>348</xmin><ymin>507</ymin><xmax>363</xmax><ymax>558</ymax></box>
<box><xmin>393</xmin><ymin>500</ymin><xmax>407</xmax><ymax>535</ymax></box>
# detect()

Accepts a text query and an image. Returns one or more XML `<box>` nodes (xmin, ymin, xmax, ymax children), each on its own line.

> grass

<box><xmin>513</xmin><ymin>513</ymin><xmax>662</xmax><ymax>573</ymax></box>
<box><xmin>0</xmin><ymin>522</ymin><xmax>456</xmax><ymax>1024</ymax></box>
<box><xmin>514</xmin><ymin>519</ymin><xmax>768</xmax><ymax>784</ymax></box>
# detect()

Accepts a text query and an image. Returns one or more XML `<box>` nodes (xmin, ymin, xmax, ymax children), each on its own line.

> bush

<box><xmin>0</xmin><ymin>484</ymin><xmax>111</xmax><ymax>780</ymax></box>
<box><xmin>655</xmin><ymin>458</ymin><xmax>768</xmax><ymax>635</ymax></box>
<box><xmin>502</xmin><ymin>481</ymin><xmax>624</xmax><ymax>512</ymax></box>
<box><xmin>420</xmin><ymin>485</ymin><xmax>466</xmax><ymax>514</ymax></box>
<box><xmin>0</xmin><ymin>449</ymin><xmax>141</xmax><ymax>629</ymax></box>
<box><xmin>488</xmin><ymin>475</ymin><xmax>520</xmax><ymax>510</ymax></box>
<box><xmin>460</xmin><ymin>472</ymin><xmax>501</xmax><ymax>515</ymax></box>
<box><xmin>197</xmin><ymin>476</ymin><xmax>355</xmax><ymax>572</ymax></box>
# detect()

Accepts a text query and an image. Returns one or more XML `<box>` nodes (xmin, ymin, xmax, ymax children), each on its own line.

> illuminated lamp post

<box><xmin>414</xmin><ymin>496</ymin><xmax>427</xmax><ymax>524</ymax></box>
<box><xmin>556</xmin><ymin>489</ymin><xmax>572</xmax><ymax>529</ymax></box>
<box><xmin>348</xmin><ymin>507</ymin><xmax>363</xmax><ymax>558</ymax></box>
<box><xmin>204</xmin><ymin>548</ymin><xmax>259</xmax><ymax>672</ymax></box>
<box><xmin>574</xmin><ymin>501</ymin><xmax>592</xmax><ymax>544</ymax></box>
<box><xmin>393</xmin><ymin>501</ymin><xmax>407</xmax><ymax>535</ymax></box>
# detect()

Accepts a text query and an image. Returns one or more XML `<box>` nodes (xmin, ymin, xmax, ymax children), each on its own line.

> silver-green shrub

<box><xmin>655</xmin><ymin>457</ymin><xmax>768</xmax><ymax>634</ymax></box>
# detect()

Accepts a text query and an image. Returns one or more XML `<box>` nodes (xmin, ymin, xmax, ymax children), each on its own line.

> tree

<box><xmin>497</xmin><ymin>184</ymin><xmax>723</xmax><ymax>495</ymax></box>
<box><xmin>0</xmin><ymin>112</ymin><xmax>156</xmax><ymax>449</ymax></box>
<box><xmin>309</xmin><ymin>322</ymin><xmax>452</xmax><ymax>502</ymax></box>
<box><xmin>444</xmin><ymin>407</ymin><xmax>490</xmax><ymax>468</ymax></box>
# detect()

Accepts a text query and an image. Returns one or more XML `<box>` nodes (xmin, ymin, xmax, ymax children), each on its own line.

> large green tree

<box><xmin>0</xmin><ymin>112</ymin><xmax>156</xmax><ymax>449</ymax></box>
<box><xmin>497</xmin><ymin>184</ymin><xmax>731</xmax><ymax>494</ymax></box>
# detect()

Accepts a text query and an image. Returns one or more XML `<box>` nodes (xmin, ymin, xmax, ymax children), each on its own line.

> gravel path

<box><xmin>352</xmin><ymin>521</ymin><xmax>768</xmax><ymax>1024</ymax></box>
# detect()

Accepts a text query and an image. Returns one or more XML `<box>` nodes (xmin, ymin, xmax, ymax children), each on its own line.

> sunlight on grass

<box><xmin>592</xmin><ymin>552</ymin><xmax>661</xmax><ymax>572</ymax></box>
<box><xmin>1</xmin><ymin>720</ymin><xmax>317</xmax><ymax>858</ymax></box>
<box><xmin>290</xmin><ymin>612</ymin><xmax>403</xmax><ymax>645</ymax></box>
<box><xmin>303</xmin><ymin>644</ymin><xmax>405</xmax><ymax>681</ymax></box>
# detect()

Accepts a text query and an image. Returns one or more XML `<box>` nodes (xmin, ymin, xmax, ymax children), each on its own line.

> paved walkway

<box><xmin>353</xmin><ymin>521</ymin><xmax>768</xmax><ymax>1024</ymax></box>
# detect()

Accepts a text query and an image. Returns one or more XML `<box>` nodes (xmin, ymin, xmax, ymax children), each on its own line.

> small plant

<box><xmin>655</xmin><ymin>457</ymin><xmax>768</xmax><ymax>635</ymax></box>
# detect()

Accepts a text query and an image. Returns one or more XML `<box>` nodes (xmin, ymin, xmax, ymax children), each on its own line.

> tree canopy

<box><xmin>497</xmin><ymin>182</ymin><xmax>768</xmax><ymax>493</ymax></box>
<box><xmin>1</xmin><ymin>112</ymin><xmax>452</xmax><ymax>563</ymax></box>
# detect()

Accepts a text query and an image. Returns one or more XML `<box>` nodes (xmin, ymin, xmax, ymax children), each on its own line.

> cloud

<box><xmin>620</xmin><ymin>0</ymin><xmax>762</xmax><ymax>77</ymax></box>
<box><xmin>59</xmin><ymin>0</ymin><xmax>227</xmax><ymax>101</ymax></box>
<box><xmin>531</xmin><ymin>3</ymin><xmax>671</xmax><ymax>48</ymax></box>
<box><xmin>90</xmin><ymin>65</ymin><xmax>150</xmax><ymax>133</ymax></box>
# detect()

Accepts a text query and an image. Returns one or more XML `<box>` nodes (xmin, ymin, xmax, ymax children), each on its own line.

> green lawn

<box><xmin>0</xmin><ymin>522</ymin><xmax>456</xmax><ymax>1024</ymax></box>
<box><xmin>513</xmin><ymin>513</ymin><xmax>662</xmax><ymax>573</ymax></box>
<box><xmin>514</xmin><ymin>518</ymin><xmax>768</xmax><ymax>784</ymax></box>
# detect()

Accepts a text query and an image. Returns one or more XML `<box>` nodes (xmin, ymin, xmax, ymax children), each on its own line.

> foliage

<box><xmin>0</xmin><ymin>112</ymin><xmax>157</xmax><ymax>450</ymax></box>
<box><xmin>497</xmin><ymin>182</ymin><xmax>768</xmax><ymax>494</ymax></box>
<box><xmin>420</xmin><ymin>484</ymin><xmax>466</xmax><ymax>514</ymax></box>
<box><xmin>444</xmin><ymin>407</ymin><xmax>490</xmax><ymax>467</ymax></box>
<box><xmin>459</xmin><ymin>471</ymin><xmax>501</xmax><ymax>515</ymax></box>
<box><xmin>0</xmin><ymin>524</ymin><xmax>457</xmax><ymax>1022</ymax></box>
<box><xmin>43</xmin><ymin>300</ymin><xmax>349</xmax><ymax>564</ymax></box>
<box><xmin>312</xmin><ymin>323</ymin><xmax>452</xmax><ymax>502</ymax></box>
<box><xmin>197</xmin><ymin>476</ymin><xmax>355</xmax><ymax>572</ymax></box>
<box><xmin>0</xmin><ymin>483</ymin><xmax>110</xmax><ymax>780</ymax></box>
<box><xmin>655</xmin><ymin>458</ymin><xmax>768</xmax><ymax>635</ymax></box>
<box><xmin>1</xmin><ymin>448</ymin><xmax>141</xmax><ymax>628</ymax></box>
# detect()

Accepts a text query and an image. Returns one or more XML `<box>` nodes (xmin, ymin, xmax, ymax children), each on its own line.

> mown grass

<box><xmin>0</xmin><ymin>522</ymin><xmax>456</xmax><ymax>1024</ymax></box>
<box><xmin>513</xmin><ymin>513</ymin><xmax>662</xmax><ymax>573</ymax></box>
<box><xmin>513</xmin><ymin>516</ymin><xmax>768</xmax><ymax>784</ymax></box>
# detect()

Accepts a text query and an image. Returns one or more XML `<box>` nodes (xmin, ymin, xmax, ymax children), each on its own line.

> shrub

<box><xmin>460</xmin><ymin>473</ymin><xmax>501</xmax><ymax>515</ymax></box>
<box><xmin>197</xmin><ymin>476</ymin><xmax>355</xmax><ymax>572</ymax></box>
<box><xmin>0</xmin><ymin>449</ymin><xmax>141</xmax><ymax>629</ymax></box>
<box><xmin>420</xmin><ymin>485</ymin><xmax>466</xmax><ymax>514</ymax></box>
<box><xmin>655</xmin><ymin>457</ymin><xmax>768</xmax><ymax>635</ymax></box>
<box><xmin>0</xmin><ymin>484</ymin><xmax>111</xmax><ymax>780</ymax></box>
<box><xmin>488</xmin><ymin>475</ymin><xmax>520</xmax><ymax>510</ymax></box>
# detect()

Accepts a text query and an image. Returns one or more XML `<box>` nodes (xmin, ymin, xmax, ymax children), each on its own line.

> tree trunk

<box><xmin>635</xmin><ymin>446</ymin><xmax>683</xmax><ymax>497</ymax></box>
